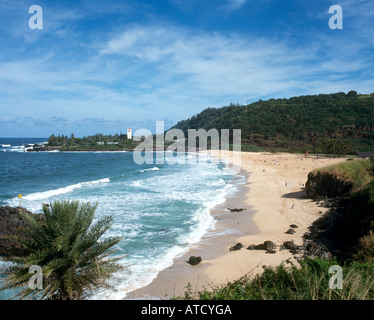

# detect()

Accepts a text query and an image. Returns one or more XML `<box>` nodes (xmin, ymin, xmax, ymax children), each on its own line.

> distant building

<box><xmin>357</xmin><ymin>151</ymin><xmax>374</xmax><ymax>159</ymax></box>
<box><xmin>127</xmin><ymin>128</ymin><xmax>132</xmax><ymax>140</ymax></box>
<box><xmin>97</xmin><ymin>141</ymin><xmax>119</xmax><ymax>145</ymax></box>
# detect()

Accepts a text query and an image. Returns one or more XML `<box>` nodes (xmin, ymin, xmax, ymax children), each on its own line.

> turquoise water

<box><xmin>0</xmin><ymin>138</ymin><xmax>242</xmax><ymax>299</ymax></box>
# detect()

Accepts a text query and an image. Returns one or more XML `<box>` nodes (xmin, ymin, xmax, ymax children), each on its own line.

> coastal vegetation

<box><xmin>46</xmin><ymin>133</ymin><xmax>139</xmax><ymax>151</ymax></box>
<box><xmin>0</xmin><ymin>200</ymin><xmax>124</xmax><ymax>300</ymax></box>
<box><xmin>181</xmin><ymin>258</ymin><xmax>374</xmax><ymax>300</ymax></box>
<box><xmin>171</xmin><ymin>91</ymin><xmax>374</xmax><ymax>153</ymax></box>
<box><xmin>180</xmin><ymin>158</ymin><xmax>374</xmax><ymax>300</ymax></box>
<box><xmin>306</xmin><ymin>159</ymin><xmax>373</xmax><ymax>198</ymax></box>
<box><xmin>42</xmin><ymin>91</ymin><xmax>373</xmax><ymax>155</ymax></box>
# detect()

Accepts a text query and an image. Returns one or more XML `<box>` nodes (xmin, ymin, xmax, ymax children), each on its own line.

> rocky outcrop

<box><xmin>0</xmin><ymin>206</ymin><xmax>43</xmax><ymax>257</ymax></box>
<box><xmin>229</xmin><ymin>243</ymin><xmax>244</xmax><ymax>251</ymax></box>
<box><xmin>228</xmin><ymin>208</ymin><xmax>246</xmax><ymax>213</ymax></box>
<box><xmin>188</xmin><ymin>256</ymin><xmax>202</xmax><ymax>265</ymax></box>
<box><xmin>305</xmin><ymin>170</ymin><xmax>353</xmax><ymax>198</ymax></box>
<box><xmin>247</xmin><ymin>241</ymin><xmax>277</xmax><ymax>253</ymax></box>
<box><xmin>282</xmin><ymin>241</ymin><xmax>301</xmax><ymax>254</ymax></box>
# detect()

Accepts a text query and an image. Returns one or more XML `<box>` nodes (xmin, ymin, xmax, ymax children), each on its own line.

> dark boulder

<box><xmin>283</xmin><ymin>241</ymin><xmax>300</xmax><ymax>253</ymax></box>
<box><xmin>254</xmin><ymin>241</ymin><xmax>276</xmax><ymax>251</ymax></box>
<box><xmin>0</xmin><ymin>206</ymin><xmax>43</xmax><ymax>257</ymax></box>
<box><xmin>266</xmin><ymin>249</ymin><xmax>277</xmax><ymax>254</ymax></box>
<box><xmin>188</xmin><ymin>256</ymin><xmax>202</xmax><ymax>265</ymax></box>
<box><xmin>286</xmin><ymin>228</ymin><xmax>296</xmax><ymax>234</ymax></box>
<box><xmin>228</xmin><ymin>208</ymin><xmax>246</xmax><ymax>212</ymax></box>
<box><xmin>229</xmin><ymin>243</ymin><xmax>244</xmax><ymax>251</ymax></box>
<box><xmin>246</xmin><ymin>244</ymin><xmax>257</xmax><ymax>250</ymax></box>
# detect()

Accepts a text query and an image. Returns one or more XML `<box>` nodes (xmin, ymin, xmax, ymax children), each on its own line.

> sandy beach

<box><xmin>125</xmin><ymin>151</ymin><xmax>346</xmax><ymax>299</ymax></box>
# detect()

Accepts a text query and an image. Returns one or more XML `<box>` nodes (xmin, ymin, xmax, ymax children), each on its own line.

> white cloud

<box><xmin>217</xmin><ymin>0</ymin><xmax>247</xmax><ymax>15</ymax></box>
<box><xmin>1</xmin><ymin>15</ymin><xmax>373</xmax><ymax>137</ymax></box>
<box><xmin>99</xmin><ymin>23</ymin><xmax>370</xmax><ymax>101</ymax></box>
<box><xmin>226</xmin><ymin>0</ymin><xmax>246</xmax><ymax>11</ymax></box>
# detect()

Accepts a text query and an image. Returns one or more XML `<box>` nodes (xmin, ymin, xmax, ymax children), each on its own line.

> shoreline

<box><xmin>124</xmin><ymin>151</ymin><xmax>347</xmax><ymax>300</ymax></box>
<box><xmin>124</xmin><ymin>161</ymin><xmax>256</xmax><ymax>300</ymax></box>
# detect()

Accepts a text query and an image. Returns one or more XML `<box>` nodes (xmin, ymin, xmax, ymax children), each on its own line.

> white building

<box><xmin>127</xmin><ymin>128</ymin><xmax>132</xmax><ymax>140</ymax></box>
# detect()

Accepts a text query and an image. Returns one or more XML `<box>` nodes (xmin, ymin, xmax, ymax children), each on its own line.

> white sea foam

<box><xmin>138</xmin><ymin>167</ymin><xmax>160</xmax><ymax>173</ymax></box>
<box><xmin>91</xmin><ymin>244</ymin><xmax>187</xmax><ymax>300</ymax></box>
<box><xmin>2</xmin><ymin>145</ymin><xmax>26</xmax><ymax>152</ymax></box>
<box><xmin>144</xmin><ymin>167</ymin><xmax>159</xmax><ymax>171</ymax></box>
<box><xmin>21</xmin><ymin>178</ymin><xmax>110</xmax><ymax>201</ymax></box>
<box><xmin>131</xmin><ymin>180</ymin><xmax>143</xmax><ymax>187</ymax></box>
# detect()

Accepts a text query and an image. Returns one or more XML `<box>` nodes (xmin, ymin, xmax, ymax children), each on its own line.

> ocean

<box><xmin>0</xmin><ymin>138</ymin><xmax>244</xmax><ymax>300</ymax></box>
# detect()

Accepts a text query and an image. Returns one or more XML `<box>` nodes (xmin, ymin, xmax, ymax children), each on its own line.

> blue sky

<box><xmin>0</xmin><ymin>0</ymin><xmax>373</xmax><ymax>137</ymax></box>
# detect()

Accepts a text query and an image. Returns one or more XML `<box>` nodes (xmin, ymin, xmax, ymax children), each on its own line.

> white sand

<box><xmin>125</xmin><ymin>151</ymin><xmax>346</xmax><ymax>299</ymax></box>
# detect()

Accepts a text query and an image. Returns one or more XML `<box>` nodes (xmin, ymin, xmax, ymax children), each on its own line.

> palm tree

<box><xmin>0</xmin><ymin>200</ymin><xmax>125</xmax><ymax>300</ymax></box>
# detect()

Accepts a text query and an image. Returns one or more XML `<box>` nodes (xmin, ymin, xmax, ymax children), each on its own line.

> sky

<box><xmin>0</xmin><ymin>0</ymin><xmax>373</xmax><ymax>137</ymax></box>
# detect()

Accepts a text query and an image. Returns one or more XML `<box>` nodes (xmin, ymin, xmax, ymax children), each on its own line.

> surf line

<box><xmin>132</xmin><ymin>120</ymin><xmax>242</xmax><ymax>174</ymax></box>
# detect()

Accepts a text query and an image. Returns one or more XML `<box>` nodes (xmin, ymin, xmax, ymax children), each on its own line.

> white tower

<box><xmin>127</xmin><ymin>128</ymin><xmax>132</xmax><ymax>140</ymax></box>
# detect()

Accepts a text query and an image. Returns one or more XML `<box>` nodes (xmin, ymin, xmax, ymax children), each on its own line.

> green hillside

<box><xmin>171</xmin><ymin>91</ymin><xmax>374</xmax><ymax>152</ymax></box>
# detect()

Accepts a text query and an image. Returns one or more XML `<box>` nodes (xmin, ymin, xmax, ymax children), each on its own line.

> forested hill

<box><xmin>171</xmin><ymin>91</ymin><xmax>374</xmax><ymax>152</ymax></box>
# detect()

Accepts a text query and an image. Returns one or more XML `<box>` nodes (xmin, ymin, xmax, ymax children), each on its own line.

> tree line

<box><xmin>171</xmin><ymin>91</ymin><xmax>374</xmax><ymax>152</ymax></box>
<box><xmin>47</xmin><ymin>132</ymin><xmax>138</xmax><ymax>150</ymax></box>
<box><xmin>313</xmin><ymin>138</ymin><xmax>353</xmax><ymax>157</ymax></box>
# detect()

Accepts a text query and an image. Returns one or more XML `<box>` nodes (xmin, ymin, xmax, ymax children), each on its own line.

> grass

<box><xmin>315</xmin><ymin>159</ymin><xmax>373</xmax><ymax>191</ymax></box>
<box><xmin>178</xmin><ymin>259</ymin><xmax>374</xmax><ymax>300</ymax></box>
<box><xmin>239</xmin><ymin>144</ymin><xmax>266</xmax><ymax>152</ymax></box>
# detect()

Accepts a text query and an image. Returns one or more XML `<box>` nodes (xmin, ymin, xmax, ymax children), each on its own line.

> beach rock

<box><xmin>254</xmin><ymin>241</ymin><xmax>276</xmax><ymax>251</ymax></box>
<box><xmin>264</xmin><ymin>241</ymin><xmax>276</xmax><ymax>251</ymax></box>
<box><xmin>304</xmin><ymin>241</ymin><xmax>331</xmax><ymax>260</ymax></box>
<box><xmin>266</xmin><ymin>249</ymin><xmax>277</xmax><ymax>254</ymax></box>
<box><xmin>188</xmin><ymin>256</ymin><xmax>202</xmax><ymax>265</ymax></box>
<box><xmin>0</xmin><ymin>206</ymin><xmax>44</xmax><ymax>257</ymax></box>
<box><xmin>247</xmin><ymin>245</ymin><xmax>257</xmax><ymax>250</ymax></box>
<box><xmin>283</xmin><ymin>241</ymin><xmax>300</xmax><ymax>253</ymax></box>
<box><xmin>228</xmin><ymin>208</ymin><xmax>246</xmax><ymax>212</ymax></box>
<box><xmin>229</xmin><ymin>243</ymin><xmax>243</xmax><ymax>251</ymax></box>
<box><xmin>286</xmin><ymin>228</ymin><xmax>296</xmax><ymax>234</ymax></box>
<box><xmin>290</xmin><ymin>224</ymin><xmax>298</xmax><ymax>229</ymax></box>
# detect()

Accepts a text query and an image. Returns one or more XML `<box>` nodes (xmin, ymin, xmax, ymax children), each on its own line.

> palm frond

<box><xmin>0</xmin><ymin>200</ymin><xmax>127</xmax><ymax>300</ymax></box>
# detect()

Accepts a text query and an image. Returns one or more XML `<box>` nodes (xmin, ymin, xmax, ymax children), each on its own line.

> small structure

<box><xmin>357</xmin><ymin>152</ymin><xmax>374</xmax><ymax>159</ymax></box>
<box><xmin>97</xmin><ymin>141</ymin><xmax>104</xmax><ymax>145</ymax></box>
<box><xmin>127</xmin><ymin>128</ymin><xmax>132</xmax><ymax>140</ymax></box>
<box><xmin>107</xmin><ymin>142</ymin><xmax>119</xmax><ymax>145</ymax></box>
